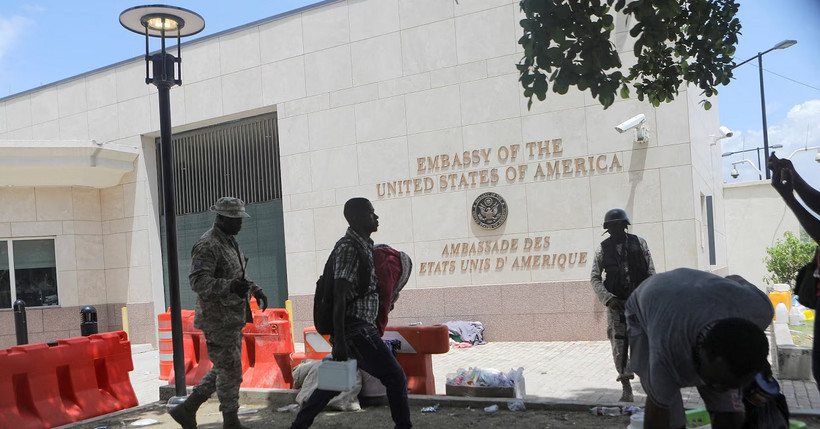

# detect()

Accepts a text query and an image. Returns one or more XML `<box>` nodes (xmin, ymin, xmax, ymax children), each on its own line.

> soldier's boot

<box><xmin>169</xmin><ymin>391</ymin><xmax>208</xmax><ymax>429</ymax></box>
<box><xmin>223</xmin><ymin>411</ymin><xmax>251</xmax><ymax>429</ymax></box>
<box><xmin>619</xmin><ymin>379</ymin><xmax>634</xmax><ymax>402</ymax></box>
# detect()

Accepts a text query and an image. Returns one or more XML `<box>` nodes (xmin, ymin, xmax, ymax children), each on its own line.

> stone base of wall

<box><xmin>0</xmin><ymin>302</ymin><xmax>157</xmax><ymax>350</ymax></box>
<box><xmin>289</xmin><ymin>281</ymin><xmax>609</xmax><ymax>342</ymax></box>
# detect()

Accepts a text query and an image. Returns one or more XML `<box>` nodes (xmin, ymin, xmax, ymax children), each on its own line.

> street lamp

<box><xmin>786</xmin><ymin>146</ymin><xmax>820</xmax><ymax>162</ymax></box>
<box><xmin>120</xmin><ymin>5</ymin><xmax>205</xmax><ymax>400</ymax></box>
<box><xmin>721</xmin><ymin>144</ymin><xmax>783</xmax><ymax>180</ymax></box>
<box><xmin>734</xmin><ymin>39</ymin><xmax>797</xmax><ymax>179</ymax></box>
<box><xmin>730</xmin><ymin>159</ymin><xmax>763</xmax><ymax>180</ymax></box>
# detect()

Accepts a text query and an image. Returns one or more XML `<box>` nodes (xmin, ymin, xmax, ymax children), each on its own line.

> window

<box><xmin>0</xmin><ymin>238</ymin><xmax>58</xmax><ymax>309</ymax></box>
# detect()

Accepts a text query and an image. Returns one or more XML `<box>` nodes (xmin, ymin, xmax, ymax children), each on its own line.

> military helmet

<box><xmin>603</xmin><ymin>208</ymin><xmax>630</xmax><ymax>230</ymax></box>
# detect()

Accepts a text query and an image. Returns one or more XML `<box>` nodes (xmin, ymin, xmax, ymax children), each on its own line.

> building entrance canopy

<box><xmin>0</xmin><ymin>140</ymin><xmax>138</xmax><ymax>188</ymax></box>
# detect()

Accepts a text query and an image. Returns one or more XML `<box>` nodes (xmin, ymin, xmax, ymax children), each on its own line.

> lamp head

<box><xmin>774</xmin><ymin>40</ymin><xmax>797</xmax><ymax>50</ymax></box>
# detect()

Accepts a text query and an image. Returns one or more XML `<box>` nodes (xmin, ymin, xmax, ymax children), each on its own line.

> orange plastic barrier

<box><xmin>157</xmin><ymin>310</ymin><xmax>172</xmax><ymax>380</ymax></box>
<box><xmin>167</xmin><ymin>308</ymin><xmax>295</xmax><ymax>389</ymax></box>
<box><xmin>0</xmin><ymin>331</ymin><xmax>138</xmax><ymax>428</ymax></box>
<box><xmin>292</xmin><ymin>324</ymin><xmax>450</xmax><ymax>395</ymax></box>
<box><xmin>291</xmin><ymin>326</ymin><xmax>332</xmax><ymax>369</ymax></box>
<box><xmin>383</xmin><ymin>324</ymin><xmax>450</xmax><ymax>394</ymax></box>
<box><xmin>241</xmin><ymin>310</ymin><xmax>295</xmax><ymax>388</ymax></box>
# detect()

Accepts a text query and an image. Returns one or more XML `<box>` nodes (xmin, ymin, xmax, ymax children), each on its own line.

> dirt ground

<box><xmin>70</xmin><ymin>401</ymin><xmax>820</xmax><ymax>428</ymax></box>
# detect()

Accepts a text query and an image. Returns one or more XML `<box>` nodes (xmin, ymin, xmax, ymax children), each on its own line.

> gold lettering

<box><xmin>562</xmin><ymin>159</ymin><xmax>573</xmax><ymax>175</ymax></box>
<box><xmin>546</xmin><ymin>161</ymin><xmax>560</xmax><ymax>178</ymax></box>
<box><xmin>534</xmin><ymin>163</ymin><xmax>546</xmax><ymax>180</ymax></box>
<box><xmin>552</xmin><ymin>138</ymin><xmax>563</xmax><ymax>154</ymax></box>
<box><xmin>596</xmin><ymin>155</ymin><xmax>608</xmax><ymax>171</ymax></box>
<box><xmin>610</xmin><ymin>153</ymin><xmax>622</xmax><ymax>171</ymax></box>
<box><xmin>575</xmin><ymin>157</ymin><xmax>587</xmax><ymax>174</ymax></box>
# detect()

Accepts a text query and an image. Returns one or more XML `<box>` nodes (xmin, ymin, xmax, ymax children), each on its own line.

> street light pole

<box><xmin>120</xmin><ymin>5</ymin><xmax>205</xmax><ymax>399</ymax></box>
<box><xmin>721</xmin><ymin>144</ymin><xmax>782</xmax><ymax>181</ymax></box>
<box><xmin>734</xmin><ymin>39</ymin><xmax>797</xmax><ymax>180</ymax></box>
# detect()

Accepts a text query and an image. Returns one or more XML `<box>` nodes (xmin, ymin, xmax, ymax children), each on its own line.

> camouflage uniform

<box><xmin>189</xmin><ymin>226</ymin><xmax>260</xmax><ymax>413</ymax></box>
<box><xmin>590</xmin><ymin>236</ymin><xmax>655</xmax><ymax>381</ymax></box>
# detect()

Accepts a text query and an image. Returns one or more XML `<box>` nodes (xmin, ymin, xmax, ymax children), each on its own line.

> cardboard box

<box><xmin>317</xmin><ymin>359</ymin><xmax>357</xmax><ymax>392</ymax></box>
<box><xmin>445</xmin><ymin>384</ymin><xmax>515</xmax><ymax>398</ymax></box>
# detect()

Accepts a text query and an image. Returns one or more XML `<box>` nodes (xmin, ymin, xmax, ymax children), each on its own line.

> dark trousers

<box><xmin>814</xmin><ymin>313</ymin><xmax>820</xmax><ymax>392</ymax></box>
<box><xmin>290</xmin><ymin>324</ymin><xmax>412</xmax><ymax>429</ymax></box>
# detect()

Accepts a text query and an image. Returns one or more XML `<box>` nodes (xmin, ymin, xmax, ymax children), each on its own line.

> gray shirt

<box><xmin>625</xmin><ymin>268</ymin><xmax>773</xmax><ymax>413</ymax></box>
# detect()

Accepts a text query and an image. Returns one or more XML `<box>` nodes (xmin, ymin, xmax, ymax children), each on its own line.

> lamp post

<box><xmin>729</xmin><ymin>159</ymin><xmax>763</xmax><ymax>180</ymax></box>
<box><xmin>120</xmin><ymin>5</ymin><xmax>205</xmax><ymax>399</ymax></box>
<box><xmin>734</xmin><ymin>39</ymin><xmax>797</xmax><ymax>179</ymax></box>
<box><xmin>721</xmin><ymin>144</ymin><xmax>783</xmax><ymax>180</ymax></box>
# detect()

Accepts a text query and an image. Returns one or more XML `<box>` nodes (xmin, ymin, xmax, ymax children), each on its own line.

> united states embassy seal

<box><xmin>472</xmin><ymin>192</ymin><xmax>508</xmax><ymax>230</ymax></box>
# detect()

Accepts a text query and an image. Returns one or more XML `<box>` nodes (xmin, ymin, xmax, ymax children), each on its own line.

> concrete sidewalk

<box><xmin>130</xmin><ymin>340</ymin><xmax>820</xmax><ymax>411</ymax></box>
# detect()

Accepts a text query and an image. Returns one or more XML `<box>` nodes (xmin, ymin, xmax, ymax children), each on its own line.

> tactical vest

<box><xmin>601</xmin><ymin>234</ymin><xmax>650</xmax><ymax>299</ymax></box>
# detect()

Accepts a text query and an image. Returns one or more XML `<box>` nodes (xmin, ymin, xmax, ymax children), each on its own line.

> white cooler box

<box><xmin>317</xmin><ymin>359</ymin><xmax>358</xmax><ymax>392</ymax></box>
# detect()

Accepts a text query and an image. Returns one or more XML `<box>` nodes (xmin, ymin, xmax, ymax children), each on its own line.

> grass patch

<box><xmin>790</xmin><ymin>318</ymin><xmax>814</xmax><ymax>347</ymax></box>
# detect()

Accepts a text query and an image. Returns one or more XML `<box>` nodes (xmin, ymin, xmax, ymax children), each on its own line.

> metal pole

<box><xmin>13</xmin><ymin>299</ymin><xmax>28</xmax><ymax>345</ymax></box>
<box><xmin>756</xmin><ymin>148</ymin><xmax>763</xmax><ymax>180</ymax></box>
<box><xmin>758</xmin><ymin>54</ymin><xmax>771</xmax><ymax>180</ymax></box>
<box><xmin>153</xmin><ymin>52</ymin><xmax>186</xmax><ymax>398</ymax></box>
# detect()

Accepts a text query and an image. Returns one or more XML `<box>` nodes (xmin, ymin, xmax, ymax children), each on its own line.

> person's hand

<box><xmin>768</xmin><ymin>152</ymin><xmax>793</xmax><ymax>175</ymax></box>
<box><xmin>607</xmin><ymin>298</ymin><xmax>625</xmax><ymax>312</ymax></box>
<box><xmin>253</xmin><ymin>289</ymin><xmax>268</xmax><ymax>311</ymax></box>
<box><xmin>331</xmin><ymin>343</ymin><xmax>350</xmax><ymax>361</ymax></box>
<box><xmin>230</xmin><ymin>278</ymin><xmax>251</xmax><ymax>296</ymax></box>
<box><xmin>772</xmin><ymin>163</ymin><xmax>795</xmax><ymax>199</ymax></box>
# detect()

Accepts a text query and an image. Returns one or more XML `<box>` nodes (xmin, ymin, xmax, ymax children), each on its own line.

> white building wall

<box><xmin>724</xmin><ymin>181</ymin><xmax>801</xmax><ymax>288</ymax></box>
<box><xmin>0</xmin><ymin>0</ymin><xmax>730</xmax><ymax>342</ymax></box>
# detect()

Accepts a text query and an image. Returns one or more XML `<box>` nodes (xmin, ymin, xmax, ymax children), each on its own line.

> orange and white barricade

<box><xmin>383</xmin><ymin>324</ymin><xmax>450</xmax><ymax>394</ymax></box>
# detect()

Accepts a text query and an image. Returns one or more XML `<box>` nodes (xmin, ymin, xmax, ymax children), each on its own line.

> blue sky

<box><xmin>0</xmin><ymin>1</ymin><xmax>818</xmax><ymax>185</ymax></box>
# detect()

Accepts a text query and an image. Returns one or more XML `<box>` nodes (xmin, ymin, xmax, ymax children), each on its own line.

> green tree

<box><xmin>763</xmin><ymin>231</ymin><xmax>816</xmax><ymax>287</ymax></box>
<box><xmin>517</xmin><ymin>0</ymin><xmax>741</xmax><ymax>109</ymax></box>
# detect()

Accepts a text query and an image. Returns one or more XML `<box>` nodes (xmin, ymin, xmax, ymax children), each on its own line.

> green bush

<box><xmin>763</xmin><ymin>231</ymin><xmax>816</xmax><ymax>286</ymax></box>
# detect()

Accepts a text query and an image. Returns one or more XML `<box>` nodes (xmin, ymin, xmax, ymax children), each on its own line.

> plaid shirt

<box><xmin>333</xmin><ymin>227</ymin><xmax>379</xmax><ymax>327</ymax></box>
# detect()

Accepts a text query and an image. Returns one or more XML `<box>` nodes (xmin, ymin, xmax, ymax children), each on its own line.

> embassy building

<box><xmin>0</xmin><ymin>0</ymin><xmax>735</xmax><ymax>348</ymax></box>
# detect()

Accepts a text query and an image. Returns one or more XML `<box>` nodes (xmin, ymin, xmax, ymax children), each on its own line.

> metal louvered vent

<box><xmin>157</xmin><ymin>113</ymin><xmax>281</xmax><ymax>216</ymax></box>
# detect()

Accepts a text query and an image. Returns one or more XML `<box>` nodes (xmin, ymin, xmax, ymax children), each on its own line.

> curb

<box><xmin>158</xmin><ymin>385</ymin><xmax>820</xmax><ymax>418</ymax></box>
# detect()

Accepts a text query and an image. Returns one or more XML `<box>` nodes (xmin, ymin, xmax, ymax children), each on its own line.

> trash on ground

<box><xmin>277</xmin><ymin>403</ymin><xmax>300</xmax><ymax>412</ymax></box>
<box><xmin>507</xmin><ymin>400</ymin><xmax>526</xmax><ymax>411</ymax></box>
<box><xmin>130</xmin><ymin>419</ymin><xmax>160</xmax><ymax>427</ymax></box>
<box><xmin>589</xmin><ymin>406</ymin><xmax>622</xmax><ymax>416</ymax></box>
<box><xmin>421</xmin><ymin>404</ymin><xmax>440</xmax><ymax>413</ymax></box>
<box><xmin>622</xmin><ymin>405</ymin><xmax>643</xmax><ymax>415</ymax></box>
<box><xmin>237</xmin><ymin>409</ymin><xmax>259</xmax><ymax>415</ymax></box>
<box><xmin>445</xmin><ymin>366</ymin><xmax>526</xmax><ymax>398</ymax></box>
<box><xmin>484</xmin><ymin>404</ymin><xmax>499</xmax><ymax>413</ymax></box>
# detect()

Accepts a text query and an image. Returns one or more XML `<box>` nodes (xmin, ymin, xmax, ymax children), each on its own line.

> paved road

<box><xmin>130</xmin><ymin>340</ymin><xmax>820</xmax><ymax>410</ymax></box>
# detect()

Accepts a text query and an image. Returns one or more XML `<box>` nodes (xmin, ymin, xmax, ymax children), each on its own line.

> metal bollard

<box><xmin>13</xmin><ymin>299</ymin><xmax>28</xmax><ymax>345</ymax></box>
<box><xmin>80</xmin><ymin>305</ymin><xmax>98</xmax><ymax>336</ymax></box>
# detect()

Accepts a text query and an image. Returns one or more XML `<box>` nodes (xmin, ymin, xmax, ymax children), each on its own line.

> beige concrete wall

<box><xmin>0</xmin><ymin>302</ymin><xmax>154</xmax><ymax>350</ymax></box>
<box><xmin>724</xmin><ymin>180</ymin><xmax>801</xmax><ymax>288</ymax></box>
<box><xmin>0</xmin><ymin>0</ymin><xmax>727</xmax><ymax>343</ymax></box>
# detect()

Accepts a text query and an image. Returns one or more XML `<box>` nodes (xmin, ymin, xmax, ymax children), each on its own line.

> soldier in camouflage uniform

<box><xmin>170</xmin><ymin>197</ymin><xmax>268</xmax><ymax>429</ymax></box>
<box><xmin>590</xmin><ymin>208</ymin><xmax>655</xmax><ymax>402</ymax></box>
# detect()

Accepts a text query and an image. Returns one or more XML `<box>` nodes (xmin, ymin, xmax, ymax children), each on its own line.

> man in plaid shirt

<box><xmin>290</xmin><ymin>197</ymin><xmax>412</xmax><ymax>429</ymax></box>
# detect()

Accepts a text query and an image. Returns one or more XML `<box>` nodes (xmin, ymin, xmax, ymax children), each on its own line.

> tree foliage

<box><xmin>763</xmin><ymin>231</ymin><xmax>816</xmax><ymax>287</ymax></box>
<box><xmin>517</xmin><ymin>0</ymin><xmax>741</xmax><ymax>110</ymax></box>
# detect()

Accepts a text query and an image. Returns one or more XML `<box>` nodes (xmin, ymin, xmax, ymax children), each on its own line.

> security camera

<box><xmin>615</xmin><ymin>114</ymin><xmax>646</xmax><ymax>133</ymax></box>
<box><xmin>719</xmin><ymin>126</ymin><xmax>733</xmax><ymax>139</ymax></box>
<box><xmin>730</xmin><ymin>167</ymin><xmax>739</xmax><ymax>179</ymax></box>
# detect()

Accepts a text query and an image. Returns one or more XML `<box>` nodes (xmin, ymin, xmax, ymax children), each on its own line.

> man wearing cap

<box><xmin>590</xmin><ymin>208</ymin><xmax>655</xmax><ymax>402</ymax></box>
<box><xmin>170</xmin><ymin>197</ymin><xmax>268</xmax><ymax>429</ymax></box>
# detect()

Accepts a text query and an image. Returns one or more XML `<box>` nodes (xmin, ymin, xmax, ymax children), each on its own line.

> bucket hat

<box><xmin>210</xmin><ymin>197</ymin><xmax>250</xmax><ymax>218</ymax></box>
